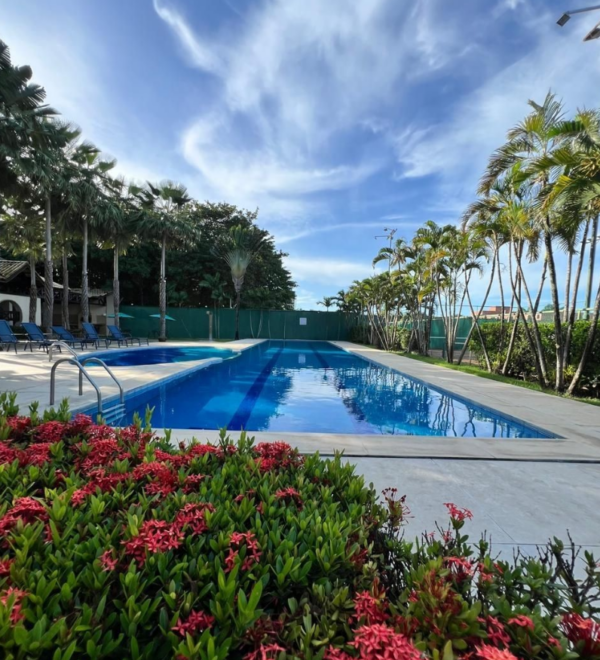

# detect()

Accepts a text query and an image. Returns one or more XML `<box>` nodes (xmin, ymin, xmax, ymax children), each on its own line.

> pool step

<box><xmin>102</xmin><ymin>402</ymin><xmax>127</xmax><ymax>426</ymax></box>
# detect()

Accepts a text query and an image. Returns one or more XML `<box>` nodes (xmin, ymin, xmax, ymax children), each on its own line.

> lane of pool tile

<box><xmin>227</xmin><ymin>345</ymin><xmax>284</xmax><ymax>430</ymax></box>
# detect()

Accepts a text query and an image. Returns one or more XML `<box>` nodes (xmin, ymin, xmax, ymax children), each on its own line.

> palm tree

<box><xmin>138</xmin><ymin>181</ymin><xmax>194</xmax><ymax>341</ymax></box>
<box><xmin>0</xmin><ymin>195</ymin><xmax>45</xmax><ymax>322</ymax></box>
<box><xmin>481</xmin><ymin>92</ymin><xmax>569</xmax><ymax>389</ymax></box>
<box><xmin>317</xmin><ymin>296</ymin><xmax>336</xmax><ymax>311</ymax></box>
<box><xmin>101</xmin><ymin>177</ymin><xmax>141</xmax><ymax>328</ymax></box>
<box><xmin>215</xmin><ymin>225</ymin><xmax>267</xmax><ymax>340</ymax></box>
<box><xmin>66</xmin><ymin>143</ymin><xmax>115</xmax><ymax>324</ymax></box>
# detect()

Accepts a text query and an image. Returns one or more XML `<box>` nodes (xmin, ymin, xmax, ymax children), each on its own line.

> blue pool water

<box><xmin>90</xmin><ymin>341</ymin><xmax>551</xmax><ymax>438</ymax></box>
<box><xmin>84</xmin><ymin>346</ymin><xmax>237</xmax><ymax>367</ymax></box>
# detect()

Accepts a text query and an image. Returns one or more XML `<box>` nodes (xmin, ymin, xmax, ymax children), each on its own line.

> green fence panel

<box><xmin>120</xmin><ymin>307</ymin><xmax>354</xmax><ymax>341</ymax></box>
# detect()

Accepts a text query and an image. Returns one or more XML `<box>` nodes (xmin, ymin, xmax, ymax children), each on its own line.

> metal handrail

<box><xmin>50</xmin><ymin>358</ymin><xmax>103</xmax><ymax>413</ymax></box>
<box><xmin>48</xmin><ymin>341</ymin><xmax>79</xmax><ymax>362</ymax></box>
<box><xmin>78</xmin><ymin>357</ymin><xmax>124</xmax><ymax>404</ymax></box>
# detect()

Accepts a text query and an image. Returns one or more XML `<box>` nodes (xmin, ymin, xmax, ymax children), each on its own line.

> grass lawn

<box><xmin>399</xmin><ymin>352</ymin><xmax>600</xmax><ymax>408</ymax></box>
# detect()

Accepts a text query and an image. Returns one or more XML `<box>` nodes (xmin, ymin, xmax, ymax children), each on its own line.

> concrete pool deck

<box><xmin>1</xmin><ymin>338</ymin><xmax>599</xmax><ymax>551</ymax></box>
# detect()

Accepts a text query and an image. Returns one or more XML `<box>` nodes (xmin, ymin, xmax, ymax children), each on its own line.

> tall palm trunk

<box><xmin>81</xmin><ymin>218</ymin><xmax>89</xmax><ymax>325</ymax></box>
<box><xmin>234</xmin><ymin>288</ymin><xmax>241</xmax><ymax>340</ymax></box>
<box><xmin>159</xmin><ymin>233</ymin><xmax>167</xmax><ymax>342</ymax></box>
<box><xmin>585</xmin><ymin>215</ymin><xmax>599</xmax><ymax>319</ymax></box>
<box><xmin>61</xmin><ymin>248</ymin><xmax>70</xmax><ymax>330</ymax></box>
<box><xmin>543</xmin><ymin>223</ymin><xmax>564</xmax><ymax>390</ymax></box>
<box><xmin>496</xmin><ymin>247</ymin><xmax>506</xmax><ymax>352</ymax></box>
<box><xmin>28</xmin><ymin>255</ymin><xmax>37</xmax><ymax>323</ymax></box>
<box><xmin>563</xmin><ymin>219</ymin><xmax>589</xmax><ymax>366</ymax></box>
<box><xmin>458</xmin><ymin>253</ymin><xmax>496</xmax><ymax>368</ymax></box>
<box><xmin>43</xmin><ymin>195</ymin><xmax>54</xmax><ymax>333</ymax></box>
<box><xmin>113</xmin><ymin>242</ymin><xmax>120</xmax><ymax>329</ymax></box>
<box><xmin>563</xmin><ymin>248</ymin><xmax>573</xmax><ymax>323</ymax></box>
<box><xmin>567</xmin><ymin>276</ymin><xmax>600</xmax><ymax>396</ymax></box>
<box><xmin>533</xmin><ymin>255</ymin><xmax>547</xmax><ymax>315</ymax></box>
<box><xmin>514</xmin><ymin>245</ymin><xmax>548</xmax><ymax>383</ymax></box>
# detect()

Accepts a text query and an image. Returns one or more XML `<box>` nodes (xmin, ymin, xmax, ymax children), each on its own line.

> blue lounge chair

<box><xmin>107</xmin><ymin>324</ymin><xmax>149</xmax><ymax>347</ymax></box>
<box><xmin>52</xmin><ymin>326</ymin><xmax>94</xmax><ymax>350</ymax></box>
<box><xmin>0</xmin><ymin>320</ymin><xmax>20</xmax><ymax>354</ymax></box>
<box><xmin>82</xmin><ymin>322</ymin><xmax>109</xmax><ymax>349</ymax></box>
<box><xmin>21</xmin><ymin>322</ymin><xmax>59</xmax><ymax>353</ymax></box>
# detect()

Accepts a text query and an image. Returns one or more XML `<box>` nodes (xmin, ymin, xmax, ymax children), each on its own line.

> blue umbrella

<box><xmin>103</xmin><ymin>312</ymin><xmax>135</xmax><ymax>319</ymax></box>
<box><xmin>149</xmin><ymin>313</ymin><xmax>177</xmax><ymax>321</ymax></box>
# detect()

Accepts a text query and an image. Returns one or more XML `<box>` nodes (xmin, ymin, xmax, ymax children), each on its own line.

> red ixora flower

<box><xmin>255</xmin><ymin>442</ymin><xmax>303</xmax><ymax>472</ymax></box>
<box><xmin>244</xmin><ymin>643</ymin><xmax>286</xmax><ymax>660</ymax></box>
<box><xmin>226</xmin><ymin>531</ymin><xmax>262</xmax><ymax>572</ymax></box>
<box><xmin>99</xmin><ymin>550</ymin><xmax>118</xmax><ymax>572</ymax></box>
<box><xmin>174</xmin><ymin>502</ymin><xmax>214</xmax><ymax>536</ymax></box>
<box><xmin>0</xmin><ymin>497</ymin><xmax>48</xmax><ymax>537</ymax></box>
<box><xmin>123</xmin><ymin>519</ymin><xmax>185</xmax><ymax>566</ymax></box>
<box><xmin>32</xmin><ymin>420</ymin><xmax>66</xmax><ymax>444</ymax></box>
<box><xmin>172</xmin><ymin>609</ymin><xmax>215</xmax><ymax>637</ymax></box>
<box><xmin>444</xmin><ymin>556</ymin><xmax>475</xmax><ymax>581</ymax></box>
<box><xmin>274</xmin><ymin>487</ymin><xmax>303</xmax><ymax>508</ymax></box>
<box><xmin>508</xmin><ymin>615</ymin><xmax>534</xmax><ymax>631</ymax></box>
<box><xmin>6</xmin><ymin>416</ymin><xmax>31</xmax><ymax>442</ymax></box>
<box><xmin>0</xmin><ymin>587</ymin><xmax>28</xmax><ymax>624</ymax></box>
<box><xmin>324</xmin><ymin>648</ymin><xmax>353</xmax><ymax>660</ymax></box>
<box><xmin>561</xmin><ymin>612</ymin><xmax>600</xmax><ymax>656</ymax></box>
<box><xmin>444</xmin><ymin>502</ymin><xmax>473</xmax><ymax>522</ymax></box>
<box><xmin>476</xmin><ymin>645</ymin><xmax>520</xmax><ymax>660</ymax></box>
<box><xmin>478</xmin><ymin>616</ymin><xmax>510</xmax><ymax>648</ymax></box>
<box><xmin>350</xmin><ymin>624</ymin><xmax>422</xmax><ymax>660</ymax></box>
<box><xmin>0</xmin><ymin>558</ymin><xmax>14</xmax><ymax>577</ymax></box>
<box><xmin>183</xmin><ymin>473</ymin><xmax>206</xmax><ymax>494</ymax></box>
<box><xmin>0</xmin><ymin>443</ymin><xmax>19</xmax><ymax>465</ymax></box>
<box><xmin>353</xmin><ymin>590</ymin><xmax>389</xmax><ymax>625</ymax></box>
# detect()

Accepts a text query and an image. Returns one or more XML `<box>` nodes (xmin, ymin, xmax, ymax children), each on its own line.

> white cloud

<box><xmin>276</xmin><ymin>221</ymin><xmax>388</xmax><ymax>245</ymax></box>
<box><xmin>395</xmin><ymin>9</ymin><xmax>600</xmax><ymax>186</ymax></box>
<box><xmin>155</xmin><ymin>0</ymin><xmax>465</xmax><ymax>217</ymax></box>
<box><xmin>153</xmin><ymin>0</ymin><xmax>222</xmax><ymax>74</ymax></box>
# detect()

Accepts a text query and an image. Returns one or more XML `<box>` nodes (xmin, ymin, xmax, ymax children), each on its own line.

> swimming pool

<box><xmin>86</xmin><ymin>341</ymin><xmax>551</xmax><ymax>437</ymax></box>
<box><xmin>84</xmin><ymin>345</ymin><xmax>238</xmax><ymax>367</ymax></box>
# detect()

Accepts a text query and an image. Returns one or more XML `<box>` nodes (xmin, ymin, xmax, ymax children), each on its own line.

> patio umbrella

<box><xmin>103</xmin><ymin>312</ymin><xmax>135</xmax><ymax>318</ymax></box>
<box><xmin>149</xmin><ymin>313</ymin><xmax>177</xmax><ymax>321</ymax></box>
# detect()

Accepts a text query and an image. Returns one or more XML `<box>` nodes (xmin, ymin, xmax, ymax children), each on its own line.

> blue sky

<box><xmin>2</xmin><ymin>0</ymin><xmax>600</xmax><ymax>309</ymax></box>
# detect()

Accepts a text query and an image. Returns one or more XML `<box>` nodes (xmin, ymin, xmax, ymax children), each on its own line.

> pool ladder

<box><xmin>49</xmin><ymin>356</ymin><xmax>124</xmax><ymax>415</ymax></box>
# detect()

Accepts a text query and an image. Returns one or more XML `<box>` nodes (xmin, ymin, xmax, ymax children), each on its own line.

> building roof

<box><xmin>1</xmin><ymin>260</ymin><xmax>109</xmax><ymax>297</ymax></box>
<box><xmin>0</xmin><ymin>260</ymin><xmax>29</xmax><ymax>283</ymax></box>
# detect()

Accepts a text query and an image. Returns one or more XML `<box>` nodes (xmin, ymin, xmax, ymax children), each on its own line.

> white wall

<box><xmin>0</xmin><ymin>293</ymin><xmax>41</xmax><ymax>325</ymax></box>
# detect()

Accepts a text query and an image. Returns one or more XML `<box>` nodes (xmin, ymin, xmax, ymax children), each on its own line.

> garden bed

<box><xmin>0</xmin><ymin>392</ymin><xmax>598</xmax><ymax>659</ymax></box>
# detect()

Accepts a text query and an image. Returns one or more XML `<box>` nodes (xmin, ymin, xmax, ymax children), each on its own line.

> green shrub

<box><xmin>471</xmin><ymin>321</ymin><xmax>600</xmax><ymax>395</ymax></box>
<box><xmin>0</xmin><ymin>395</ymin><xmax>598</xmax><ymax>659</ymax></box>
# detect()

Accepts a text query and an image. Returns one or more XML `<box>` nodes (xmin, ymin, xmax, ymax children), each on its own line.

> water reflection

<box><xmin>111</xmin><ymin>341</ymin><xmax>546</xmax><ymax>438</ymax></box>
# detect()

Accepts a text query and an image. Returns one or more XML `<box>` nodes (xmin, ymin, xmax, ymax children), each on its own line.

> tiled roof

<box><xmin>2</xmin><ymin>260</ymin><xmax>108</xmax><ymax>296</ymax></box>
<box><xmin>0</xmin><ymin>260</ymin><xmax>29</xmax><ymax>283</ymax></box>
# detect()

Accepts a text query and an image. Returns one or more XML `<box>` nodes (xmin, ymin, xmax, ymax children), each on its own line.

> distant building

<box><xmin>479</xmin><ymin>306</ymin><xmax>512</xmax><ymax>319</ymax></box>
<box><xmin>0</xmin><ymin>259</ymin><xmax>114</xmax><ymax>330</ymax></box>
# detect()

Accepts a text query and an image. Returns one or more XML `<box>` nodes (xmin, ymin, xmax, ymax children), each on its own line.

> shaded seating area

<box><xmin>107</xmin><ymin>324</ymin><xmax>149</xmax><ymax>347</ymax></box>
<box><xmin>0</xmin><ymin>320</ymin><xmax>21</xmax><ymax>354</ymax></box>
<box><xmin>52</xmin><ymin>326</ymin><xmax>95</xmax><ymax>350</ymax></box>
<box><xmin>82</xmin><ymin>322</ymin><xmax>109</xmax><ymax>349</ymax></box>
<box><xmin>21</xmin><ymin>322</ymin><xmax>59</xmax><ymax>353</ymax></box>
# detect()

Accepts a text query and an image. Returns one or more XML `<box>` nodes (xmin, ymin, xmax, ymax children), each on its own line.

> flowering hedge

<box><xmin>0</xmin><ymin>392</ymin><xmax>598</xmax><ymax>660</ymax></box>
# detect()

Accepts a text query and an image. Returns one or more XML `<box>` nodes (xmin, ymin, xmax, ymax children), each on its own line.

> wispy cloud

<box><xmin>276</xmin><ymin>221</ymin><xmax>389</xmax><ymax>245</ymax></box>
<box><xmin>152</xmin><ymin>0</ymin><xmax>222</xmax><ymax>73</ymax></box>
<box><xmin>154</xmin><ymin>0</ymin><xmax>463</xmax><ymax>219</ymax></box>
